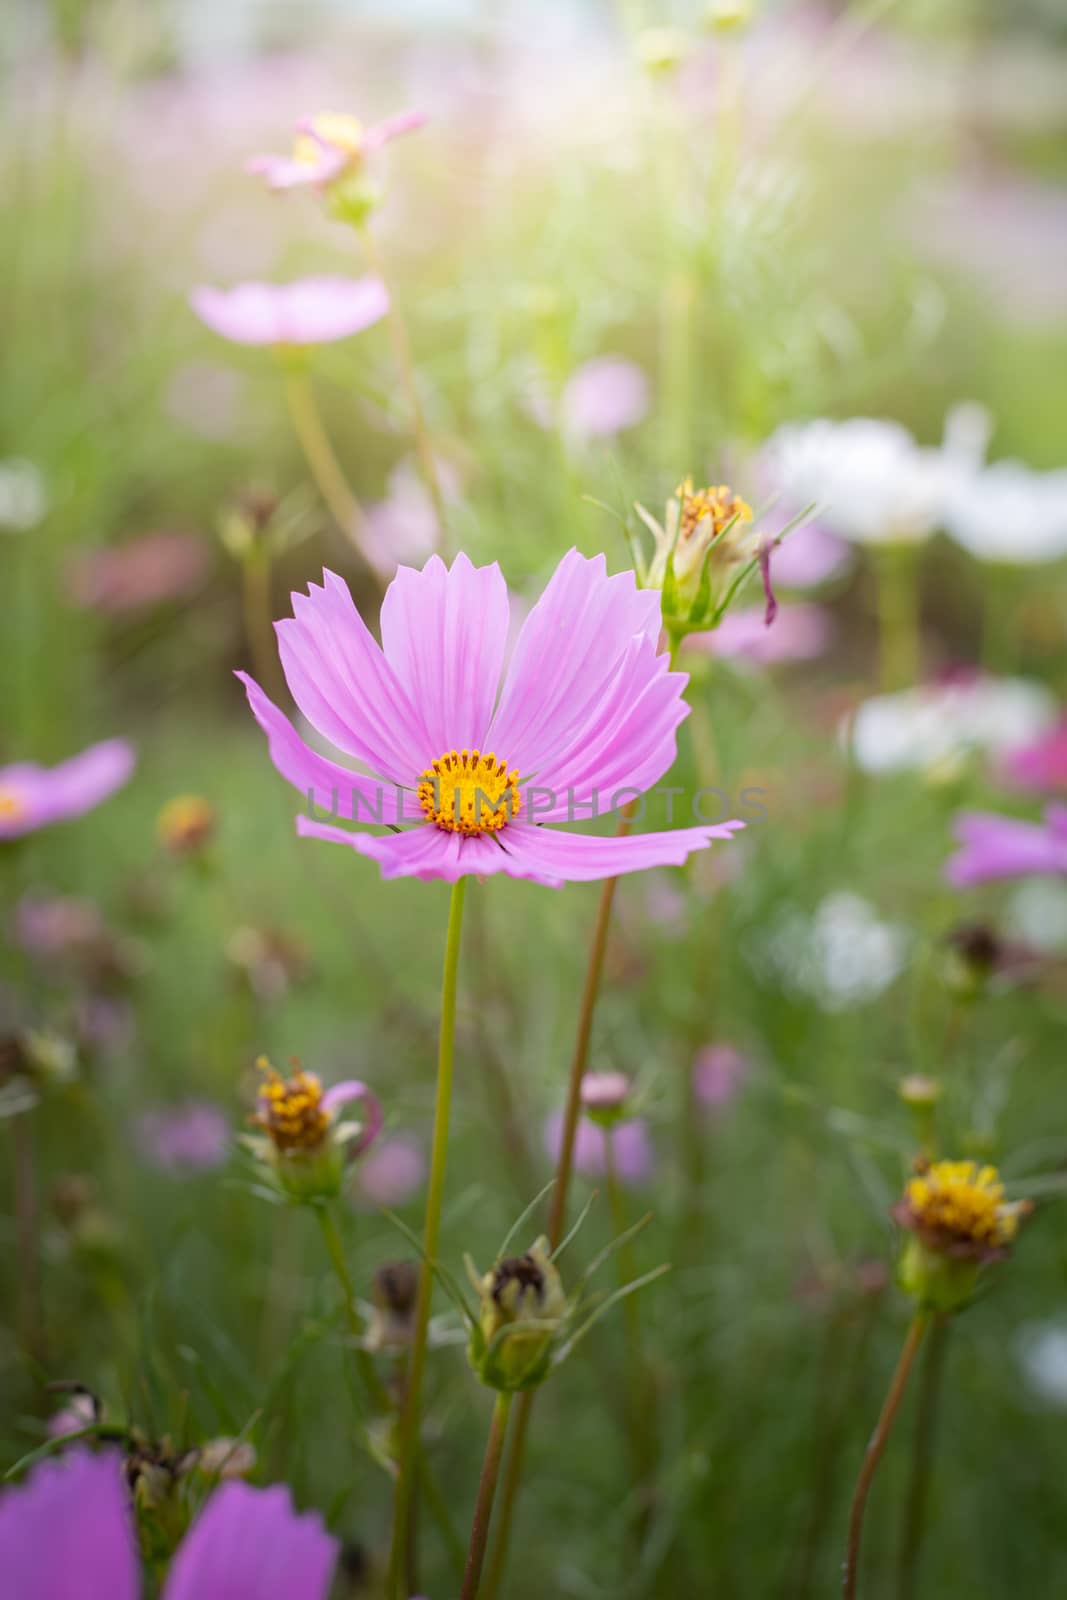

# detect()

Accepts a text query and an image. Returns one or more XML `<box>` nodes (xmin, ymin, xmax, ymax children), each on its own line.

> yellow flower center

<box><xmin>418</xmin><ymin>750</ymin><xmax>521</xmax><ymax>836</ymax></box>
<box><xmin>255</xmin><ymin>1058</ymin><xmax>329</xmax><ymax>1153</ymax></box>
<box><xmin>905</xmin><ymin>1160</ymin><xmax>1018</xmax><ymax>1250</ymax></box>
<box><xmin>293</xmin><ymin>112</ymin><xmax>364</xmax><ymax>167</ymax></box>
<box><xmin>676</xmin><ymin>479</ymin><xmax>753</xmax><ymax>543</ymax></box>
<box><xmin>0</xmin><ymin>788</ymin><xmax>26</xmax><ymax>823</ymax></box>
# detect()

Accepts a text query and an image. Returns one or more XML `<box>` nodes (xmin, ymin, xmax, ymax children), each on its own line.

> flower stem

<box><xmin>241</xmin><ymin>553</ymin><xmax>287</xmax><ymax>705</ymax></box>
<box><xmin>895</xmin><ymin>1314</ymin><xmax>950</xmax><ymax>1600</ymax></box>
<box><xmin>842</xmin><ymin>1312</ymin><xmax>929</xmax><ymax>1600</ymax></box>
<box><xmin>314</xmin><ymin>1204</ymin><xmax>389</xmax><ymax>1412</ymax></box>
<box><xmin>461</xmin><ymin>1392</ymin><xmax>513</xmax><ymax>1600</ymax></box>
<box><xmin>388</xmin><ymin>877</ymin><xmax>467</xmax><ymax>1599</ymax></box>
<box><xmin>282</xmin><ymin>363</ymin><xmax>371</xmax><ymax>558</ymax></box>
<box><xmin>605</xmin><ymin>1131</ymin><xmax>655</xmax><ymax>1528</ymax></box>
<box><xmin>485</xmin><ymin>812</ymin><xmax>635</xmax><ymax>1599</ymax></box>
<box><xmin>11</xmin><ymin>1111</ymin><xmax>46</xmax><ymax>1368</ymax></box>
<box><xmin>876</xmin><ymin>545</ymin><xmax>921</xmax><ymax>692</ymax></box>
<box><xmin>359</xmin><ymin>225</ymin><xmax>450</xmax><ymax>553</ymax></box>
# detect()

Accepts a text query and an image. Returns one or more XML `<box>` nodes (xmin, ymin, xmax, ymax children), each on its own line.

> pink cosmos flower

<box><xmin>1001</xmin><ymin>720</ymin><xmax>1067</xmax><ymax>793</ymax></box>
<box><xmin>768</xmin><ymin>518</ymin><xmax>852</xmax><ymax>588</ymax></box>
<box><xmin>353</xmin><ymin>1133</ymin><xmax>426</xmax><ymax>1208</ymax></box>
<box><xmin>0</xmin><ymin>741</ymin><xmax>134</xmax><ymax>841</ymax></box>
<box><xmin>189</xmin><ymin>277</ymin><xmax>389</xmax><ymax>347</ymax></box>
<box><xmin>0</xmin><ymin>1448</ymin><xmax>336</xmax><ymax>1600</ymax></box>
<box><xmin>945</xmin><ymin>807</ymin><xmax>1067</xmax><ymax>888</ymax></box>
<box><xmin>561</xmin><ymin>357</ymin><xmax>650</xmax><ymax>440</ymax></box>
<box><xmin>136</xmin><ymin>1102</ymin><xmax>231</xmax><ymax>1174</ymax></box>
<box><xmin>693</xmin><ymin>1044</ymin><xmax>751</xmax><ymax>1111</ymax></box>
<box><xmin>238</xmin><ymin>551</ymin><xmax>744</xmax><ymax>885</ymax></box>
<box><xmin>689</xmin><ymin>603</ymin><xmax>833</xmax><ymax>665</ymax></box>
<box><xmin>543</xmin><ymin>1111</ymin><xmax>653</xmax><ymax>1186</ymax></box>
<box><xmin>66</xmin><ymin>533</ymin><xmax>210</xmax><ymax>616</ymax></box>
<box><xmin>248</xmin><ymin>109</ymin><xmax>426</xmax><ymax>192</ymax></box>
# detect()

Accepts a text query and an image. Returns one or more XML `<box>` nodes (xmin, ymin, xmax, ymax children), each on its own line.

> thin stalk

<box><xmin>485</xmin><ymin>809</ymin><xmax>635</xmax><ymax>1600</ymax></box>
<box><xmin>315</xmin><ymin>1205</ymin><xmax>389</xmax><ymax>1412</ymax></box>
<box><xmin>359</xmin><ymin>225</ymin><xmax>449</xmax><ymax>551</ymax></box>
<box><xmin>876</xmin><ymin>545</ymin><xmax>921</xmax><ymax>692</ymax></box>
<box><xmin>388</xmin><ymin>878</ymin><xmax>468</xmax><ymax>1600</ymax></box>
<box><xmin>842</xmin><ymin>1312</ymin><xmax>929</xmax><ymax>1600</ymax></box>
<box><xmin>605</xmin><ymin>1131</ymin><xmax>656</xmax><ymax>1528</ymax></box>
<box><xmin>896</xmin><ymin>1315</ymin><xmax>950</xmax><ymax>1600</ymax></box>
<box><xmin>461</xmin><ymin>1392</ymin><xmax>513</xmax><ymax>1600</ymax></box>
<box><xmin>11</xmin><ymin>1112</ymin><xmax>46</xmax><ymax>1367</ymax></box>
<box><xmin>282</xmin><ymin>364</ymin><xmax>371</xmax><ymax>558</ymax></box>
<box><xmin>241</xmin><ymin>554</ymin><xmax>286</xmax><ymax>704</ymax></box>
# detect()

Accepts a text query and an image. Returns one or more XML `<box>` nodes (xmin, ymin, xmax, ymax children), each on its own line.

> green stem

<box><xmin>241</xmin><ymin>553</ymin><xmax>287</xmax><ymax>704</ymax></box>
<box><xmin>11</xmin><ymin>1112</ymin><xmax>46</xmax><ymax>1368</ymax></box>
<box><xmin>461</xmin><ymin>1392</ymin><xmax>513</xmax><ymax>1600</ymax></box>
<box><xmin>314</xmin><ymin>1205</ymin><xmax>388</xmax><ymax>1412</ymax></box>
<box><xmin>282</xmin><ymin>363</ymin><xmax>371</xmax><ymax>558</ymax></box>
<box><xmin>896</xmin><ymin>1315</ymin><xmax>950</xmax><ymax>1600</ymax></box>
<box><xmin>876</xmin><ymin>545</ymin><xmax>921</xmax><ymax>692</ymax></box>
<box><xmin>842</xmin><ymin>1312</ymin><xmax>929</xmax><ymax>1600</ymax></box>
<box><xmin>388</xmin><ymin>878</ymin><xmax>467</xmax><ymax>1599</ymax></box>
<box><xmin>605</xmin><ymin>1131</ymin><xmax>655</xmax><ymax>1527</ymax></box>
<box><xmin>359</xmin><ymin>225</ymin><xmax>450</xmax><ymax>553</ymax></box>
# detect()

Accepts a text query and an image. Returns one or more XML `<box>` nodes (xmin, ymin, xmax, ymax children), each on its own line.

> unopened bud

<box><xmin>466</xmin><ymin>1236</ymin><xmax>566</xmax><ymax>1392</ymax></box>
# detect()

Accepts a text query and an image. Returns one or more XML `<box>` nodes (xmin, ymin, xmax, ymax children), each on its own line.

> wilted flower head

<box><xmin>0</xmin><ymin>1448</ymin><xmax>337</xmax><ymax>1599</ymax></box>
<box><xmin>247</xmin><ymin>1057</ymin><xmax>382</xmax><ymax>1202</ymax></box>
<box><xmin>190</xmin><ymin>278</ymin><xmax>389</xmax><ymax>347</ymax></box>
<box><xmin>0</xmin><ymin>741</ymin><xmax>134</xmax><ymax>841</ymax></box>
<box><xmin>895</xmin><ymin>1158</ymin><xmax>1030</xmax><ymax>1311</ymax></box>
<box><xmin>248</xmin><ymin>108</ymin><xmax>425</xmax><ymax>220</ymax></box>
<box><xmin>66</xmin><ymin>533</ymin><xmax>210</xmax><ymax>616</ymax></box>
<box><xmin>945</xmin><ymin>805</ymin><xmax>1067</xmax><ymax>888</ymax></box>
<box><xmin>239</xmin><ymin>551</ymin><xmax>744</xmax><ymax>884</ymax></box>
<box><xmin>466</xmin><ymin>1237</ymin><xmax>567</xmax><ymax>1392</ymax></box>
<box><xmin>137</xmin><ymin>1102</ymin><xmax>230</xmax><ymax>1175</ymax></box>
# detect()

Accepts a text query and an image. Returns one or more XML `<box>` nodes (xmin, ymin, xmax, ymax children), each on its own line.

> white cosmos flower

<box><xmin>846</xmin><ymin>676</ymin><xmax>1058</xmax><ymax>777</ymax></box>
<box><xmin>1017</xmin><ymin>1321</ymin><xmax>1067</xmax><ymax>1408</ymax></box>
<box><xmin>0</xmin><ymin>459</ymin><xmax>48</xmax><ymax>532</ymax></box>
<box><xmin>754</xmin><ymin>891</ymin><xmax>909</xmax><ymax>1011</ymax></box>
<box><xmin>944</xmin><ymin>458</ymin><xmax>1067</xmax><ymax>565</ymax></box>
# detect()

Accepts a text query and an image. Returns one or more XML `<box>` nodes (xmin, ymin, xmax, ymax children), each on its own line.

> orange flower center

<box><xmin>418</xmin><ymin>750</ymin><xmax>521</xmax><ymax>836</ymax></box>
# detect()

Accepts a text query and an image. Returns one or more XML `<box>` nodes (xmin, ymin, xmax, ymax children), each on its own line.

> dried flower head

<box><xmin>466</xmin><ymin>1237</ymin><xmax>567</xmax><ymax>1392</ymax></box>
<box><xmin>636</xmin><ymin>481</ymin><xmax>776</xmax><ymax>642</ymax></box>
<box><xmin>245</xmin><ymin>1057</ymin><xmax>381</xmax><ymax>1203</ymax></box>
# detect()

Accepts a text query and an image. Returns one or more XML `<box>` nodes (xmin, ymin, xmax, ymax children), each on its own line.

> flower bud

<box><xmin>466</xmin><ymin>1236</ymin><xmax>566</xmax><ymax>1392</ymax></box>
<box><xmin>579</xmin><ymin>1071</ymin><xmax>632</xmax><ymax>1128</ymax></box>
<box><xmin>639</xmin><ymin>480</ymin><xmax>760</xmax><ymax>636</ymax></box>
<box><xmin>157</xmin><ymin>795</ymin><xmax>217</xmax><ymax>860</ymax></box>
<box><xmin>366</xmin><ymin>1260</ymin><xmax>420</xmax><ymax>1353</ymax></box>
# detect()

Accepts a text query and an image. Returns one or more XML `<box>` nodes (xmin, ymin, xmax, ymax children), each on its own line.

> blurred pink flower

<box><xmin>1001</xmin><ymin>721</ymin><xmax>1067</xmax><ymax>794</ymax></box>
<box><xmin>136</xmin><ymin>1102</ymin><xmax>230</xmax><ymax>1174</ymax></box>
<box><xmin>768</xmin><ymin>519</ymin><xmax>852</xmax><ymax>588</ymax></box>
<box><xmin>249</xmin><ymin>109</ymin><xmax>426</xmax><ymax>192</ymax></box>
<box><xmin>190</xmin><ymin>278</ymin><xmax>389</xmax><ymax>346</ymax></box>
<box><xmin>946</xmin><ymin>807</ymin><xmax>1067</xmax><ymax>888</ymax></box>
<box><xmin>561</xmin><ymin>357</ymin><xmax>649</xmax><ymax>440</ymax></box>
<box><xmin>363</xmin><ymin>464</ymin><xmax>446</xmax><ymax>580</ymax></box>
<box><xmin>693</xmin><ymin>1044</ymin><xmax>751</xmax><ymax>1111</ymax></box>
<box><xmin>543</xmin><ymin>1111</ymin><xmax>653</xmax><ymax>1186</ymax></box>
<box><xmin>352</xmin><ymin>1133</ymin><xmax>426</xmax><ymax>1208</ymax></box>
<box><xmin>0</xmin><ymin>741</ymin><xmax>134</xmax><ymax>841</ymax></box>
<box><xmin>47</xmin><ymin>1392</ymin><xmax>98</xmax><ymax>1440</ymax></box>
<box><xmin>689</xmin><ymin>603</ymin><xmax>832</xmax><ymax>666</ymax></box>
<box><xmin>13</xmin><ymin>894</ymin><xmax>104</xmax><ymax>959</ymax></box>
<box><xmin>77</xmin><ymin>998</ymin><xmax>134</xmax><ymax>1058</ymax></box>
<box><xmin>67</xmin><ymin>533</ymin><xmax>210</xmax><ymax>616</ymax></box>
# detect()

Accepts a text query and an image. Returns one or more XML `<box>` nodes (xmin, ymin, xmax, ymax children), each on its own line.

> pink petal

<box><xmin>189</xmin><ymin>278</ymin><xmax>388</xmax><ymax>346</ymax></box>
<box><xmin>362</xmin><ymin>109</ymin><xmax>429</xmax><ymax>151</ymax></box>
<box><xmin>379</xmin><ymin>554</ymin><xmax>509</xmax><ymax>754</ymax></box>
<box><xmin>0</xmin><ymin>1450</ymin><xmax>138</xmax><ymax>1600</ymax></box>
<box><xmin>491</xmin><ymin>820</ymin><xmax>745</xmax><ymax>886</ymax></box>
<box><xmin>488</xmin><ymin>550</ymin><xmax>663</xmax><ymax>778</ymax></box>
<box><xmin>237</xmin><ymin>671</ymin><xmax>419</xmax><ymax>822</ymax></box>
<box><xmin>164</xmin><ymin>1481</ymin><xmax>336</xmax><ymax>1600</ymax></box>
<box><xmin>277</xmin><ymin>571</ymin><xmax>430</xmax><ymax>787</ymax></box>
<box><xmin>321</xmin><ymin>1079</ymin><xmax>383</xmax><ymax>1156</ymax></box>
<box><xmin>246</xmin><ymin>150</ymin><xmax>346</xmax><ymax>190</ymax></box>
<box><xmin>295</xmin><ymin>815</ymin><xmax>504</xmax><ymax>882</ymax></box>
<box><xmin>0</xmin><ymin>740</ymin><xmax>135</xmax><ymax>839</ymax></box>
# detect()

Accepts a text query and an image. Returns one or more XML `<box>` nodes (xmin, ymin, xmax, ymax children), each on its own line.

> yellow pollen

<box><xmin>417</xmin><ymin>750</ymin><xmax>522</xmax><ymax>836</ymax></box>
<box><xmin>0</xmin><ymin>788</ymin><xmax>27</xmax><ymax>823</ymax></box>
<box><xmin>293</xmin><ymin>112</ymin><xmax>364</xmax><ymax>167</ymax></box>
<box><xmin>904</xmin><ymin>1159</ymin><xmax>1018</xmax><ymax>1250</ymax></box>
<box><xmin>676</xmin><ymin>479</ymin><xmax>753</xmax><ymax>543</ymax></box>
<box><xmin>254</xmin><ymin>1056</ymin><xmax>329</xmax><ymax>1153</ymax></box>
